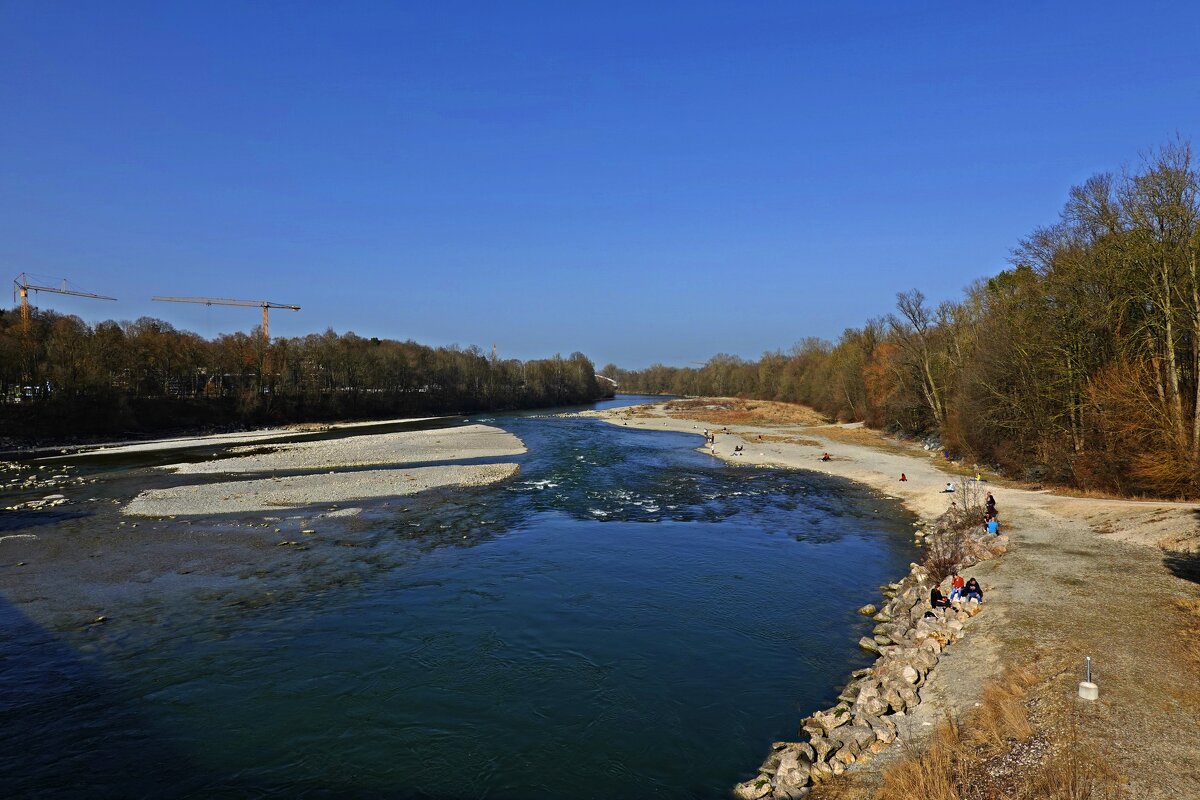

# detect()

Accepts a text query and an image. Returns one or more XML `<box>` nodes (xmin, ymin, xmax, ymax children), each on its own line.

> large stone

<box><xmin>861</xmin><ymin>714</ymin><xmax>897</xmax><ymax>745</ymax></box>
<box><xmin>732</xmin><ymin>778</ymin><xmax>772</xmax><ymax>799</ymax></box>
<box><xmin>832</xmin><ymin>746</ymin><xmax>858</xmax><ymax>765</ymax></box>
<box><xmin>809</xmin><ymin>735</ymin><xmax>835</xmax><ymax>763</ymax></box>
<box><xmin>857</xmin><ymin>603</ymin><xmax>877</xmax><ymax>616</ymax></box>
<box><xmin>834</xmin><ymin>723</ymin><xmax>877</xmax><ymax>753</ymax></box>
<box><xmin>858</xmin><ymin>636</ymin><xmax>881</xmax><ymax>654</ymax></box>
<box><xmin>775</xmin><ymin>785</ymin><xmax>811</xmax><ymax>800</ymax></box>
<box><xmin>809</xmin><ymin>761</ymin><xmax>834</xmax><ymax>782</ymax></box>
<box><xmin>854</xmin><ymin>695</ymin><xmax>888</xmax><ymax>719</ymax></box>
<box><xmin>881</xmin><ymin>686</ymin><xmax>906</xmax><ymax>713</ymax></box>
<box><xmin>774</xmin><ymin>748</ymin><xmax>813</xmax><ymax>795</ymax></box>
<box><xmin>912</xmin><ymin>648</ymin><xmax>939</xmax><ymax>672</ymax></box>
<box><xmin>868</xmin><ymin>738</ymin><xmax>891</xmax><ymax>754</ymax></box>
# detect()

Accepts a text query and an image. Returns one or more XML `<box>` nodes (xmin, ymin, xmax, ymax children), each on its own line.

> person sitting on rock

<box><xmin>942</xmin><ymin>481</ymin><xmax>956</xmax><ymax>493</ymax></box>
<box><xmin>986</xmin><ymin>517</ymin><xmax>999</xmax><ymax>535</ymax></box>
<box><xmin>948</xmin><ymin>572</ymin><xmax>965</xmax><ymax>601</ymax></box>
<box><xmin>986</xmin><ymin>492</ymin><xmax>997</xmax><ymax>513</ymax></box>
<box><xmin>821</xmin><ymin>452</ymin><xmax>831</xmax><ymax>462</ymax></box>
<box><xmin>963</xmin><ymin>577</ymin><xmax>983</xmax><ymax>603</ymax></box>
<box><xmin>930</xmin><ymin>585</ymin><xmax>952</xmax><ymax>609</ymax></box>
<box><xmin>899</xmin><ymin>473</ymin><xmax>908</xmax><ymax>481</ymax></box>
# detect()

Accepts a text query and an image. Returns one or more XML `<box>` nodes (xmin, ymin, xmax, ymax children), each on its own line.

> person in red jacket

<box><xmin>948</xmin><ymin>572</ymin><xmax>965</xmax><ymax>601</ymax></box>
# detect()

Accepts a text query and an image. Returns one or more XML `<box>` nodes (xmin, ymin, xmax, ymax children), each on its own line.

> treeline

<box><xmin>0</xmin><ymin>312</ymin><xmax>602</xmax><ymax>442</ymax></box>
<box><xmin>607</xmin><ymin>140</ymin><xmax>1200</xmax><ymax>498</ymax></box>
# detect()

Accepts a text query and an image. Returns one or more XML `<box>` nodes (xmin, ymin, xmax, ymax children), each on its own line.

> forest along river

<box><xmin>0</xmin><ymin>396</ymin><xmax>918</xmax><ymax>799</ymax></box>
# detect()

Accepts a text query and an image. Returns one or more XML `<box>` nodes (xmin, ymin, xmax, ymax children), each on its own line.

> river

<box><xmin>0</xmin><ymin>396</ymin><xmax>917</xmax><ymax>799</ymax></box>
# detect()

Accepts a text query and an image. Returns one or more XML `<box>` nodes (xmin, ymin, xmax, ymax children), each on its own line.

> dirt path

<box><xmin>584</xmin><ymin>400</ymin><xmax>1200</xmax><ymax>798</ymax></box>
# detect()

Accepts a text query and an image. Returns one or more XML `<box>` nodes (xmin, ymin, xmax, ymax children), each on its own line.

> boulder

<box><xmin>774</xmin><ymin>748</ymin><xmax>813</xmax><ymax>795</ymax></box>
<box><xmin>809</xmin><ymin>761</ymin><xmax>834</xmax><ymax>782</ymax></box>
<box><xmin>918</xmin><ymin>636</ymin><xmax>942</xmax><ymax>654</ymax></box>
<box><xmin>853</xmin><ymin>694</ymin><xmax>889</xmax><ymax>719</ymax></box>
<box><xmin>805</xmin><ymin>707</ymin><xmax>850</xmax><ymax>735</ymax></box>
<box><xmin>809</xmin><ymin>735</ymin><xmax>835</xmax><ymax>763</ymax></box>
<box><xmin>776</xmin><ymin>785</ymin><xmax>811</xmax><ymax>800</ymax></box>
<box><xmin>912</xmin><ymin>648</ymin><xmax>939</xmax><ymax>672</ymax></box>
<box><xmin>835</xmin><ymin>724</ymin><xmax>877</xmax><ymax>753</ymax></box>
<box><xmin>868</xmin><ymin>738</ymin><xmax>891</xmax><ymax>754</ymax></box>
<box><xmin>857</xmin><ymin>603</ymin><xmax>877</xmax><ymax>616</ymax></box>
<box><xmin>732</xmin><ymin>778</ymin><xmax>772</xmax><ymax>800</ymax></box>
<box><xmin>881</xmin><ymin>686</ymin><xmax>906</xmax><ymax>713</ymax></box>
<box><xmin>831</xmin><ymin>747</ymin><xmax>858</xmax><ymax>766</ymax></box>
<box><xmin>858</xmin><ymin>636</ymin><xmax>881</xmax><ymax>654</ymax></box>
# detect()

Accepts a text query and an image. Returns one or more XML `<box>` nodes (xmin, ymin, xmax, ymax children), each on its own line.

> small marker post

<box><xmin>1078</xmin><ymin>656</ymin><xmax>1099</xmax><ymax>700</ymax></box>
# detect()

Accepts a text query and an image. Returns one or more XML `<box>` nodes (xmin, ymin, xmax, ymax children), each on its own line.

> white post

<box><xmin>1078</xmin><ymin>656</ymin><xmax>1099</xmax><ymax>700</ymax></box>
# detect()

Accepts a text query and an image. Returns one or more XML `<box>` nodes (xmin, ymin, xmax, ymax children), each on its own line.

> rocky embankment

<box><xmin>734</xmin><ymin>517</ymin><xmax>1008</xmax><ymax>800</ymax></box>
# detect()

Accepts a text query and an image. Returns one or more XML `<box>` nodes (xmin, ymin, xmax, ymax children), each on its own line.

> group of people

<box><xmin>930</xmin><ymin>571</ymin><xmax>984</xmax><ymax>609</ymax></box>
<box><xmin>983</xmin><ymin>491</ymin><xmax>999</xmax><ymax>534</ymax></box>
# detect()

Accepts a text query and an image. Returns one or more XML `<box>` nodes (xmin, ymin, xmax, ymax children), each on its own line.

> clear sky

<box><xmin>3</xmin><ymin>2</ymin><xmax>1199</xmax><ymax>369</ymax></box>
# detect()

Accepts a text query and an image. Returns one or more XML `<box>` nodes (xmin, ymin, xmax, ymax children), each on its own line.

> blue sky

<box><xmin>3</xmin><ymin>2</ymin><xmax>1199</xmax><ymax>369</ymax></box>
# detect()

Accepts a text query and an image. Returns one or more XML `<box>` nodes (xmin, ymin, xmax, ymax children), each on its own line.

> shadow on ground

<box><xmin>1163</xmin><ymin>549</ymin><xmax>1200</xmax><ymax>585</ymax></box>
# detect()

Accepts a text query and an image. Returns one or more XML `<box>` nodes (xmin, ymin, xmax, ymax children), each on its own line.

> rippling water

<box><xmin>0</xmin><ymin>397</ymin><xmax>917</xmax><ymax>798</ymax></box>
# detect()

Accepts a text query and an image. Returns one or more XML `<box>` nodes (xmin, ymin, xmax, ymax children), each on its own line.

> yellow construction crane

<box><xmin>151</xmin><ymin>296</ymin><xmax>301</xmax><ymax>347</ymax></box>
<box><xmin>13</xmin><ymin>273</ymin><xmax>117</xmax><ymax>334</ymax></box>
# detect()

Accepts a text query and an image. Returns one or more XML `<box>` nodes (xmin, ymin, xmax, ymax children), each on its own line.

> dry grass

<box><xmin>1175</xmin><ymin>597</ymin><xmax>1200</xmax><ymax>670</ymax></box>
<box><xmin>815</xmin><ymin>666</ymin><xmax>1123</xmax><ymax>800</ymax></box>
<box><xmin>661</xmin><ymin>397</ymin><xmax>830</xmax><ymax>427</ymax></box>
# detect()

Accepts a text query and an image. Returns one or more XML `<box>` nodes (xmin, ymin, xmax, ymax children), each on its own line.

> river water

<box><xmin>0</xmin><ymin>396</ymin><xmax>917</xmax><ymax>799</ymax></box>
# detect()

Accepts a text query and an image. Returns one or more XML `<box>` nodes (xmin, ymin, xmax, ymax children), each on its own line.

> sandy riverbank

<box><xmin>583</xmin><ymin>400</ymin><xmax>1200</xmax><ymax>799</ymax></box>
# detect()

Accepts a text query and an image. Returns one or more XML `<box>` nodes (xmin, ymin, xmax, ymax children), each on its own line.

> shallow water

<box><xmin>0</xmin><ymin>397</ymin><xmax>917</xmax><ymax>798</ymax></box>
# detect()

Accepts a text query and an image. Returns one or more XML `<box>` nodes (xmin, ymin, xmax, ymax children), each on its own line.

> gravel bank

<box><xmin>163</xmin><ymin>424</ymin><xmax>525</xmax><ymax>474</ymax></box>
<box><xmin>125</xmin><ymin>463</ymin><xmax>520</xmax><ymax>515</ymax></box>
